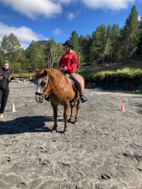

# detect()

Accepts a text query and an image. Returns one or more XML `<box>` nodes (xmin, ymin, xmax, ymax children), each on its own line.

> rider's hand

<box><xmin>61</xmin><ymin>66</ymin><xmax>67</xmax><ymax>71</ymax></box>
<box><xmin>11</xmin><ymin>77</ymin><xmax>15</xmax><ymax>80</ymax></box>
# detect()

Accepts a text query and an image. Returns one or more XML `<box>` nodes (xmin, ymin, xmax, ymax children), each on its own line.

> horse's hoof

<box><xmin>63</xmin><ymin>130</ymin><xmax>68</xmax><ymax>134</ymax></box>
<box><xmin>68</xmin><ymin>118</ymin><xmax>72</xmax><ymax>123</ymax></box>
<box><xmin>74</xmin><ymin>121</ymin><xmax>78</xmax><ymax>125</ymax></box>
<box><xmin>52</xmin><ymin>129</ymin><xmax>57</xmax><ymax>133</ymax></box>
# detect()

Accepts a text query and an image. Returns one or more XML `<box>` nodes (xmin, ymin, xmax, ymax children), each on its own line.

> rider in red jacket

<box><xmin>59</xmin><ymin>49</ymin><xmax>77</xmax><ymax>73</ymax></box>
<box><xmin>59</xmin><ymin>40</ymin><xmax>87</xmax><ymax>103</ymax></box>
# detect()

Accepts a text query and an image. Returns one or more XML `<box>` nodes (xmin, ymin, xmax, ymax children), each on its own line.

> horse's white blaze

<box><xmin>35</xmin><ymin>78</ymin><xmax>42</xmax><ymax>101</ymax></box>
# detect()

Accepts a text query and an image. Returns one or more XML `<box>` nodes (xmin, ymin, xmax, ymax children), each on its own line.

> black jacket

<box><xmin>0</xmin><ymin>68</ymin><xmax>10</xmax><ymax>90</ymax></box>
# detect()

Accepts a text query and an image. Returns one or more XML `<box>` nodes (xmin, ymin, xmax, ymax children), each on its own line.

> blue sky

<box><xmin>0</xmin><ymin>0</ymin><xmax>142</xmax><ymax>49</ymax></box>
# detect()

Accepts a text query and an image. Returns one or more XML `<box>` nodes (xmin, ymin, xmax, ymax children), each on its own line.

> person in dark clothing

<box><xmin>0</xmin><ymin>60</ymin><xmax>14</xmax><ymax>118</ymax></box>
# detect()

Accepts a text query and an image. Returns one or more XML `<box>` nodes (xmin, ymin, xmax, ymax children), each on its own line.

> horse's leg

<box><xmin>63</xmin><ymin>102</ymin><xmax>69</xmax><ymax>133</ymax></box>
<box><xmin>52</xmin><ymin>105</ymin><xmax>58</xmax><ymax>132</ymax></box>
<box><xmin>75</xmin><ymin>98</ymin><xmax>81</xmax><ymax>124</ymax></box>
<box><xmin>69</xmin><ymin>102</ymin><xmax>74</xmax><ymax>122</ymax></box>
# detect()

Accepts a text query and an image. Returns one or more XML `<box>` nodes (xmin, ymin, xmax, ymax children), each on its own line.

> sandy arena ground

<box><xmin>0</xmin><ymin>81</ymin><xmax>142</xmax><ymax>189</ymax></box>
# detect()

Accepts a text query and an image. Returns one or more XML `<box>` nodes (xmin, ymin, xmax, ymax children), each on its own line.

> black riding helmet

<box><xmin>63</xmin><ymin>40</ymin><xmax>74</xmax><ymax>49</ymax></box>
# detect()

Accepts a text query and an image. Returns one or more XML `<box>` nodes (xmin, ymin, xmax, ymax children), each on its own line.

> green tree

<box><xmin>28</xmin><ymin>40</ymin><xmax>46</xmax><ymax>72</ymax></box>
<box><xmin>103</xmin><ymin>24</ymin><xmax>113</xmax><ymax>62</ymax></box>
<box><xmin>107</xmin><ymin>24</ymin><xmax>112</xmax><ymax>38</ymax></box>
<box><xmin>1</xmin><ymin>33</ymin><xmax>22</xmax><ymax>72</ymax></box>
<box><xmin>18</xmin><ymin>49</ymin><xmax>29</xmax><ymax>72</ymax></box>
<box><xmin>121</xmin><ymin>5</ymin><xmax>139</xmax><ymax>60</ymax></box>
<box><xmin>53</xmin><ymin>42</ymin><xmax>64</xmax><ymax>68</ymax></box>
<box><xmin>104</xmin><ymin>38</ymin><xmax>112</xmax><ymax>61</ymax></box>
<box><xmin>90</xmin><ymin>24</ymin><xmax>107</xmax><ymax>65</ymax></box>
<box><xmin>46</xmin><ymin>38</ymin><xmax>64</xmax><ymax>68</ymax></box>
<box><xmin>110</xmin><ymin>24</ymin><xmax>120</xmax><ymax>61</ymax></box>
<box><xmin>0</xmin><ymin>47</ymin><xmax>4</xmax><ymax>66</ymax></box>
<box><xmin>78</xmin><ymin>34</ymin><xmax>85</xmax><ymax>65</ymax></box>
<box><xmin>84</xmin><ymin>33</ymin><xmax>92</xmax><ymax>65</ymax></box>
<box><xmin>70</xmin><ymin>31</ymin><xmax>79</xmax><ymax>63</ymax></box>
<box><xmin>78</xmin><ymin>33</ymin><xmax>92</xmax><ymax>66</ymax></box>
<box><xmin>137</xmin><ymin>16</ymin><xmax>142</xmax><ymax>55</ymax></box>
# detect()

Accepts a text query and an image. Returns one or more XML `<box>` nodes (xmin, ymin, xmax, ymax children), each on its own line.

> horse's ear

<box><xmin>43</xmin><ymin>70</ymin><xmax>48</xmax><ymax>76</ymax></box>
<box><xmin>35</xmin><ymin>68</ymin><xmax>39</xmax><ymax>72</ymax></box>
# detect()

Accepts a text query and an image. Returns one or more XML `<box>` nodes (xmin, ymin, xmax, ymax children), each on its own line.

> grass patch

<box><xmin>78</xmin><ymin>68</ymin><xmax>142</xmax><ymax>82</ymax></box>
<box><xmin>11</xmin><ymin>73</ymin><xmax>35</xmax><ymax>79</ymax></box>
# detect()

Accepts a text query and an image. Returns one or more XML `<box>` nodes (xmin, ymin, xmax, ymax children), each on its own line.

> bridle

<box><xmin>35</xmin><ymin>74</ymin><xmax>63</xmax><ymax>99</ymax></box>
<box><xmin>35</xmin><ymin>76</ymin><xmax>51</xmax><ymax>98</ymax></box>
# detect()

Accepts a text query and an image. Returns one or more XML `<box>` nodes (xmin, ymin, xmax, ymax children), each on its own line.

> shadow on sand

<box><xmin>0</xmin><ymin>116</ymin><xmax>55</xmax><ymax>135</ymax></box>
<box><xmin>132</xmin><ymin>102</ymin><xmax>142</xmax><ymax>114</ymax></box>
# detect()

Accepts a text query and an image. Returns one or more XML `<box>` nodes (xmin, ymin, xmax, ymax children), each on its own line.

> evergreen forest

<box><xmin>0</xmin><ymin>5</ymin><xmax>142</xmax><ymax>74</ymax></box>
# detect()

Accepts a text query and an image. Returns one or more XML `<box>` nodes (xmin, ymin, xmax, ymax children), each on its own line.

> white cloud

<box><xmin>81</xmin><ymin>0</ymin><xmax>135</xmax><ymax>10</ymax></box>
<box><xmin>21</xmin><ymin>43</ymin><xmax>30</xmax><ymax>50</ymax></box>
<box><xmin>0</xmin><ymin>22</ymin><xmax>39</xmax><ymax>42</ymax></box>
<box><xmin>68</xmin><ymin>13</ymin><xmax>75</xmax><ymax>21</ymax></box>
<box><xmin>0</xmin><ymin>22</ymin><xmax>47</xmax><ymax>49</ymax></box>
<box><xmin>1</xmin><ymin>0</ymin><xmax>62</xmax><ymax>19</ymax></box>
<box><xmin>58</xmin><ymin>0</ymin><xmax>71</xmax><ymax>3</ymax></box>
<box><xmin>138</xmin><ymin>16</ymin><xmax>142</xmax><ymax>21</ymax></box>
<box><xmin>53</xmin><ymin>28</ymin><xmax>62</xmax><ymax>36</ymax></box>
<box><xmin>1</xmin><ymin>0</ymin><xmax>136</xmax><ymax>20</ymax></box>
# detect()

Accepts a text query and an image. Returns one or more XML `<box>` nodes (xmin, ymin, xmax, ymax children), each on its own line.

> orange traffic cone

<box><xmin>11</xmin><ymin>103</ymin><xmax>16</xmax><ymax>112</ymax></box>
<box><xmin>121</xmin><ymin>104</ymin><xmax>124</xmax><ymax>111</ymax></box>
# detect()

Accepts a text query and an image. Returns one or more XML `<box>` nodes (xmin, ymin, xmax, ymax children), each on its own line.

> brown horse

<box><xmin>35</xmin><ymin>68</ymin><xmax>85</xmax><ymax>133</ymax></box>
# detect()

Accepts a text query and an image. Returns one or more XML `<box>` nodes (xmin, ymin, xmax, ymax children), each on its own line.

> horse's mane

<box><xmin>35</xmin><ymin>68</ymin><xmax>63</xmax><ymax>80</ymax></box>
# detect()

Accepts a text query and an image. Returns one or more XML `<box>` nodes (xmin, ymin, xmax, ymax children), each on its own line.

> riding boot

<box><xmin>80</xmin><ymin>94</ymin><xmax>87</xmax><ymax>103</ymax></box>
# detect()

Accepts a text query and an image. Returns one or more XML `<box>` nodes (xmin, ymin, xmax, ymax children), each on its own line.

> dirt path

<box><xmin>0</xmin><ymin>82</ymin><xmax>142</xmax><ymax>189</ymax></box>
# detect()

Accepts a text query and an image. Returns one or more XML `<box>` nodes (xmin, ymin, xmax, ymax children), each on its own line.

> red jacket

<box><xmin>59</xmin><ymin>52</ymin><xmax>78</xmax><ymax>73</ymax></box>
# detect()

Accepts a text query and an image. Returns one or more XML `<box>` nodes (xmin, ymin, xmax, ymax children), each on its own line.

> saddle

<box><xmin>64</xmin><ymin>73</ymin><xmax>78</xmax><ymax>92</ymax></box>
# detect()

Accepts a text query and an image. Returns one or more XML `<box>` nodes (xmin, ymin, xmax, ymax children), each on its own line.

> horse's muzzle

<box><xmin>38</xmin><ymin>97</ymin><xmax>43</xmax><ymax>103</ymax></box>
<box><xmin>35</xmin><ymin>96</ymin><xmax>43</xmax><ymax>103</ymax></box>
